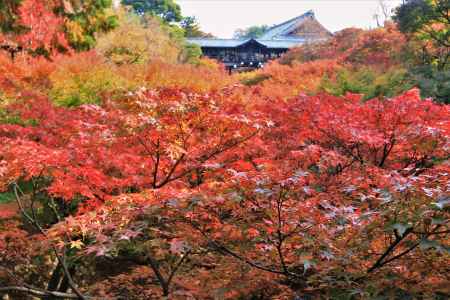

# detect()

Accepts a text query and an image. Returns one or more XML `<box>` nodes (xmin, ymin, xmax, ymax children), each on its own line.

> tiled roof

<box><xmin>187</xmin><ymin>38</ymin><xmax>307</xmax><ymax>49</ymax></box>
<box><xmin>186</xmin><ymin>38</ymin><xmax>251</xmax><ymax>48</ymax></box>
<box><xmin>260</xmin><ymin>10</ymin><xmax>315</xmax><ymax>39</ymax></box>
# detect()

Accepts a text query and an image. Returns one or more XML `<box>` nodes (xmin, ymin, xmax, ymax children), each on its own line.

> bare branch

<box><xmin>167</xmin><ymin>250</ymin><xmax>191</xmax><ymax>288</ymax></box>
<box><xmin>0</xmin><ymin>286</ymin><xmax>90</xmax><ymax>299</ymax></box>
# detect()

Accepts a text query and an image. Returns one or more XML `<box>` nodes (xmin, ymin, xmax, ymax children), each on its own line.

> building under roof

<box><xmin>187</xmin><ymin>10</ymin><xmax>332</xmax><ymax>69</ymax></box>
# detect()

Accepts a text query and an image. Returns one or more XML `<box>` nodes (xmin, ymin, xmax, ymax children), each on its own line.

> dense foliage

<box><xmin>0</xmin><ymin>2</ymin><xmax>449</xmax><ymax>299</ymax></box>
<box><xmin>242</xmin><ymin>20</ymin><xmax>449</xmax><ymax>104</ymax></box>
<box><xmin>233</xmin><ymin>25</ymin><xmax>270</xmax><ymax>39</ymax></box>
<box><xmin>122</xmin><ymin>0</ymin><xmax>182</xmax><ymax>22</ymax></box>
<box><xmin>392</xmin><ymin>0</ymin><xmax>450</xmax><ymax>104</ymax></box>
<box><xmin>394</xmin><ymin>0</ymin><xmax>449</xmax><ymax>71</ymax></box>
<box><xmin>0</xmin><ymin>0</ymin><xmax>118</xmax><ymax>57</ymax></box>
<box><xmin>180</xmin><ymin>16</ymin><xmax>212</xmax><ymax>38</ymax></box>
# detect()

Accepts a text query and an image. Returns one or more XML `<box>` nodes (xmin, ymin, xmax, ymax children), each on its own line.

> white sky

<box><xmin>177</xmin><ymin>0</ymin><xmax>403</xmax><ymax>38</ymax></box>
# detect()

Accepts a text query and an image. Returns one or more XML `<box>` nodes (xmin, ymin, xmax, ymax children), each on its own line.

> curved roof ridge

<box><xmin>260</xmin><ymin>10</ymin><xmax>315</xmax><ymax>40</ymax></box>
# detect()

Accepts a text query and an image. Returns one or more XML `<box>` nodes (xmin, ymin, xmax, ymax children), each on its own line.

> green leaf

<box><xmin>431</xmin><ymin>217</ymin><xmax>446</xmax><ymax>225</ymax></box>
<box><xmin>391</xmin><ymin>223</ymin><xmax>411</xmax><ymax>236</ymax></box>
<box><xmin>431</xmin><ymin>196</ymin><xmax>450</xmax><ymax>210</ymax></box>
<box><xmin>302</xmin><ymin>259</ymin><xmax>316</xmax><ymax>274</ymax></box>
<box><xmin>419</xmin><ymin>239</ymin><xmax>450</xmax><ymax>254</ymax></box>
<box><xmin>0</xmin><ymin>192</ymin><xmax>15</xmax><ymax>204</ymax></box>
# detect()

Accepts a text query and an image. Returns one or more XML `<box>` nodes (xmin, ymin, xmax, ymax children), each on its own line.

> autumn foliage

<box><xmin>0</xmin><ymin>0</ymin><xmax>117</xmax><ymax>57</ymax></box>
<box><xmin>240</xmin><ymin>23</ymin><xmax>414</xmax><ymax>101</ymax></box>
<box><xmin>0</xmin><ymin>3</ymin><xmax>449</xmax><ymax>299</ymax></box>
<box><xmin>1</xmin><ymin>81</ymin><xmax>449</xmax><ymax>298</ymax></box>
<box><xmin>280</xmin><ymin>23</ymin><xmax>406</xmax><ymax>68</ymax></box>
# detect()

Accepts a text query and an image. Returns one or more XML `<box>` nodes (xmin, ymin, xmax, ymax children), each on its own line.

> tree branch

<box><xmin>154</xmin><ymin>132</ymin><xmax>257</xmax><ymax>189</ymax></box>
<box><xmin>146</xmin><ymin>254</ymin><xmax>170</xmax><ymax>296</ymax></box>
<box><xmin>13</xmin><ymin>184</ymin><xmax>88</xmax><ymax>300</ymax></box>
<box><xmin>155</xmin><ymin>153</ymin><xmax>186</xmax><ymax>188</ymax></box>
<box><xmin>367</xmin><ymin>227</ymin><xmax>413</xmax><ymax>273</ymax></box>
<box><xmin>275</xmin><ymin>189</ymin><xmax>288</xmax><ymax>274</ymax></box>
<box><xmin>0</xmin><ymin>286</ymin><xmax>89</xmax><ymax>299</ymax></box>
<box><xmin>166</xmin><ymin>250</ymin><xmax>191</xmax><ymax>288</ymax></box>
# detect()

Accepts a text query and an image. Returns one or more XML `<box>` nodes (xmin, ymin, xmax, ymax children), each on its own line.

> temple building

<box><xmin>187</xmin><ymin>10</ymin><xmax>332</xmax><ymax>70</ymax></box>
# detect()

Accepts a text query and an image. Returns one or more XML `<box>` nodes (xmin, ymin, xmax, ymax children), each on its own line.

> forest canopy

<box><xmin>0</xmin><ymin>1</ymin><xmax>449</xmax><ymax>299</ymax></box>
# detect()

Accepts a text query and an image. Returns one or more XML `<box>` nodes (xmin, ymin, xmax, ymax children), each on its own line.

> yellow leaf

<box><xmin>70</xmin><ymin>240</ymin><xmax>84</xmax><ymax>249</ymax></box>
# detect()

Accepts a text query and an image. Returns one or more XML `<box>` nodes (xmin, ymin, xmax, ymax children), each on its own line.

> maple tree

<box><xmin>0</xmin><ymin>0</ymin><xmax>68</xmax><ymax>58</ymax></box>
<box><xmin>0</xmin><ymin>0</ymin><xmax>117</xmax><ymax>58</ymax></box>
<box><xmin>0</xmin><ymin>83</ymin><xmax>448</xmax><ymax>298</ymax></box>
